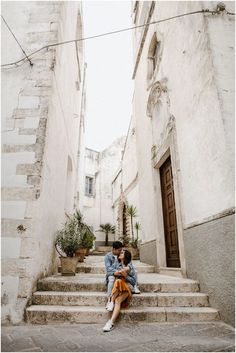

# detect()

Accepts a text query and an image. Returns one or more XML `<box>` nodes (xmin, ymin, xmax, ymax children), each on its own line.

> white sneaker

<box><xmin>132</xmin><ymin>285</ymin><xmax>141</xmax><ymax>294</ymax></box>
<box><xmin>103</xmin><ymin>320</ymin><xmax>114</xmax><ymax>332</ymax></box>
<box><xmin>106</xmin><ymin>300</ymin><xmax>114</xmax><ymax>312</ymax></box>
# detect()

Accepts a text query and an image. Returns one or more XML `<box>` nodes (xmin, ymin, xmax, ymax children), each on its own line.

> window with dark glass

<box><xmin>85</xmin><ymin>176</ymin><xmax>94</xmax><ymax>196</ymax></box>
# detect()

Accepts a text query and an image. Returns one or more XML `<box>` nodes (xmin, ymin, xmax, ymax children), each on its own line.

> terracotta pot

<box><xmin>75</xmin><ymin>248</ymin><xmax>87</xmax><ymax>262</ymax></box>
<box><xmin>130</xmin><ymin>247</ymin><xmax>139</xmax><ymax>260</ymax></box>
<box><xmin>85</xmin><ymin>248</ymin><xmax>90</xmax><ymax>256</ymax></box>
<box><xmin>60</xmin><ymin>256</ymin><xmax>78</xmax><ymax>276</ymax></box>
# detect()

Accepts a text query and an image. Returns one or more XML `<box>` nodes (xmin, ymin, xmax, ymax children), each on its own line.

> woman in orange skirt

<box><xmin>103</xmin><ymin>249</ymin><xmax>133</xmax><ymax>332</ymax></box>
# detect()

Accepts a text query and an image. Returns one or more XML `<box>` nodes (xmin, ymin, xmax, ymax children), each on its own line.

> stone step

<box><xmin>159</xmin><ymin>267</ymin><xmax>183</xmax><ymax>278</ymax></box>
<box><xmin>58</xmin><ymin>263</ymin><xmax>155</xmax><ymax>274</ymax></box>
<box><xmin>37</xmin><ymin>274</ymin><xmax>200</xmax><ymax>293</ymax></box>
<box><xmin>32</xmin><ymin>291</ymin><xmax>209</xmax><ymax>307</ymax></box>
<box><xmin>26</xmin><ymin>305</ymin><xmax>220</xmax><ymax>324</ymax></box>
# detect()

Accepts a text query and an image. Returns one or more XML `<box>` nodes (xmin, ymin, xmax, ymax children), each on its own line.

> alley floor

<box><xmin>1</xmin><ymin>321</ymin><xmax>235</xmax><ymax>352</ymax></box>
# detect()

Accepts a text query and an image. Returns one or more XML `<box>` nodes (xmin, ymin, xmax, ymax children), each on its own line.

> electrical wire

<box><xmin>1</xmin><ymin>14</ymin><xmax>33</xmax><ymax>66</ymax></box>
<box><xmin>1</xmin><ymin>7</ymin><xmax>235</xmax><ymax>68</ymax></box>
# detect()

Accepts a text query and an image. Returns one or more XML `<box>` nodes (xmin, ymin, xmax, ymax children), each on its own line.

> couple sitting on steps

<box><xmin>103</xmin><ymin>241</ymin><xmax>141</xmax><ymax>332</ymax></box>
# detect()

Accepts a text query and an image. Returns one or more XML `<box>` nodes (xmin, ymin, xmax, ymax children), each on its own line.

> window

<box><xmin>85</xmin><ymin>176</ymin><xmax>94</xmax><ymax>196</ymax></box>
<box><xmin>147</xmin><ymin>33</ymin><xmax>162</xmax><ymax>82</ymax></box>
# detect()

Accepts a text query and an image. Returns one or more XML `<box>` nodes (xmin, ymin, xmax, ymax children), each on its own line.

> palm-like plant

<box><xmin>135</xmin><ymin>222</ymin><xmax>141</xmax><ymax>242</ymax></box>
<box><xmin>98</xmin><ymin>223</ymin><xmax>115</xmax><ymax>246</ymax></box>
<box><xmin>127</xmin><ymin>205</ymin><xmax>137</xmax><ymax>242</ymax></box>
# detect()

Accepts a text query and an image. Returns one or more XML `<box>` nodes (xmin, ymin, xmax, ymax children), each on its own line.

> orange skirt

<box><xmin>111</xmin><ymin>278</ymin><xmax>132</xmax><ymax>308</ymax></box>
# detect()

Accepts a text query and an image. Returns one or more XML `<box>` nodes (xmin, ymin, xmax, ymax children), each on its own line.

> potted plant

<box><xmin>79</xmin><ymin>226</ymin><xmax>96</xmax><ymax>256</ymax></box>
<box><xmin>98</xmin><ymin>223</ymin><xmax>115</xmax><ymax>246</ymax></box>
<box><xmin>55</xmin><ymin>214</ymin><xmax>81</xmax><ymax>275</ymax></box>
<box><xmin>74</xmin><ymin>210</ymin><xmax>96</xmax><ymax>261</ymax></box>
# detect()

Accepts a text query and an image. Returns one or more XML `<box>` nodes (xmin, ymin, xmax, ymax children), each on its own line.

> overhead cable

<box><xmin>1</xmin><ymin>6</ymin><xmax>235</xmax><ymax>68</ymax></box>
<box><xmin>1</xmin><ymin>14</ymin><xmax>33</xmax><ymax>66</ymax></box>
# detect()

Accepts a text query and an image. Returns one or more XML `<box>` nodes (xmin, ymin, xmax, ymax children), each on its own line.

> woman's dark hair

<box><xmin>123</xmin><ymin>250</ymin><xmax>132</xmax><ymax>266</ymax></box>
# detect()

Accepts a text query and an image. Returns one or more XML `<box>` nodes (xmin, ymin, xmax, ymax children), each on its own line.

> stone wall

<box><xmin>139</xmin><ymin>239</ymin><xmax>158</xmax><ymax>268</ymax></box>
<box><xmin>184</xmin><ymin>213</ymin><xmax>235</xmax><ymax>326</ymax></box>
<box><xmin>1</xmin><ymin>1</ymin><xmax>85</xmax><ymax>323</ymax></box>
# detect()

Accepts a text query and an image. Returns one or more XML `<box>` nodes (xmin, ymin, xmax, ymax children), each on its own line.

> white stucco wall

<box><xmin>1</xmin><ymin>1</ymin><xmax>85</xmax><ymax>323</ymax></box>
<box><xmin>81</xmin><ymin>137</ymin><xmax>126</xmax><ymax>245</ymax></box>
<box><xmin>132</xmin><ymin>1</ymin><xmax>235</xmax><ymax>248</ymax></box>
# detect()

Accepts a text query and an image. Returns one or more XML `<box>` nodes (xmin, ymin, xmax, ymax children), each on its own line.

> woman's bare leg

<box><xmin>110</xmin><ymin>292</ymin><xmax>129</xmax><ymax>323</ymax></box>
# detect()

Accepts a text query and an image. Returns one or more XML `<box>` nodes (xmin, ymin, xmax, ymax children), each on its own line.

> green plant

<box><xmin>119</xmin><ymin>233</ymin><xmax>131</xmax><ymax>247</ymax></box>
<box><xmin>98</xmin><ymin>223</ymin><xmax>115</xmax><ymax>246</ymax></box>
<box><xmin>130</xmin><ymin>238</ymin><xmax>138</xmax><ymax>249</ymax></box>
<box><xmin>80</xmin><ymin>226</ymin><xmax>96</xmax><ymax>249</ymax></box>
<box><xmin>55</xmin><ymin>215</ymin><xmax>81</xmax><ymax>257</ymax></box>
<box><xmin>55</xmin><ymin>210</ymin><xmax>96</xmax><ymax>256</ymax></box>
<box><xmin>127</xmin><ymin>205</ymin><xmax>138</xmax><ymax>242</ymax></box>
<box><xmin>135</xmin><ymin>222</ymin><xmax>141</xmax><ymax>241</ymax></box>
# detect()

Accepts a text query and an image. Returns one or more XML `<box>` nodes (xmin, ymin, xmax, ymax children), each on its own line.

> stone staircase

<box><xmin>26</xmin><ymin>255</ymin><xmax>220</xmax><ymax>324</ymax></box>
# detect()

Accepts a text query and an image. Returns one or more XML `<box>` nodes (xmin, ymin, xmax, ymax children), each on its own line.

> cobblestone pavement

<box><xmin>1</xmin><ymin>321</ymin><xmax>235</xmax><ymax>352</ymax></box>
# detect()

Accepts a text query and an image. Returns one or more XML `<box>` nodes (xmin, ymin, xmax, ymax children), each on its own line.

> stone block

<box><xmin>18</xmin><ymin>96</ymin><xmax>40</xmax><ymax>109</ymax></box>
<box><xmin>1</xmin><ymin>237</ymin><xmax>21</xmax><ymax>259</ymax></box>
<box><xmin>29</xmin><ymin>13</ymin><xmax>60</xmax><ymax>24</ymax></box>
<box><xmin>18</xmin><ymin>277</ymin><xmax>34</xmax><ymax>298</ymax></box>
<box><xmin>21</xmin><ymin>86</ymin><xmax>51</xmax><ymax>97</ymax></box>
<box><xmin>1</xmin><ymin>219</ymin><xmax>33</xmax><ymax>238</ymax></box>
<box><xmin>16</xmin><ymin>162</ymin><xmax>42</xmax><ymax>176</ymax></box>
<box><xmin>1</xmin><ymin>187</ymin><xmax>38</xmax><ymax>201</ymax></box>
<box><xmin>2</xmin><ymin>130</ymin><xmax>37</xmax><ymax>144</ymax></box>
<box><xmin>24</xmin><ymin>117</ymin><xmax>40</xmax><ymax>129</ymax></box>
<box><xmin>24</xmin><ymin>200</ymin><xmax>39</xmax><ymax>219</ymax></box>
<box><xmin>2</xmin><ymin>144</ymin><xmax>35</xmax><ymax>153</ymax></box>
<box><xmin>1</xmin><ymin>275</ymin><xmax>19</xmax><ymax>305</ymax></box>
<box><xmin>1</xmin><ymin>201</ymin><xmax>27</xmax><ymax>219</ymax></box>
<box><xmin>35</xmin><ymin>78</ymin><xmax>52</xmax><ymax>87</ymax></box>
<box><xmin>13</xmin><ymin>108</ymin><xmax>41</xmax><ymax>119</ymax></box>
<box><xmin>20</xmin><ymin>237</ymin><xmax>38</xmax><ymax>258</ymax></box>
<box><xmin>19</xmin><ymin>128</ymin><xmax>37</xmax><ymax>135</ymax></box>
<box><xmin>2</xmin><ymin>175</ymin><xmax>28</xmax><ymax>188</ymax></box>
<box><xmin>27</xmin><ymin>175</ymin><xmax>41</xmax><ymax>186</ymax></box>
<box><xmin>27</xmin><ymin>31</ymin><xmax>58</xmax><ymax>45</ymax></box>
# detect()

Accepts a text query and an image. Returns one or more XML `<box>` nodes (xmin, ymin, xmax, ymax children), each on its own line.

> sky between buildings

<box><xmin>82</xmin><ymin>1</ymin><xmax>134</xmax><ymax>151</ymax></box>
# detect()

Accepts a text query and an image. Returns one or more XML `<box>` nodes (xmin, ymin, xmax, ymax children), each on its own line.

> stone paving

<box><xmin>1</xmin><ymin>321</ymin><xmax>235</xmax><ymax>352</ymax></box>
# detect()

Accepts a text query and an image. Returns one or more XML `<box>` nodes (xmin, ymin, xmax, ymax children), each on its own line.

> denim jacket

<box><xmin>104</xmin><ymin>252</ymin><xmax>120</xmax><ymax>277</ymax></box>
<box><xmin>117</xmin><ymin>261</ymin><xmax>137</xmax><ymax>287</ymax></box>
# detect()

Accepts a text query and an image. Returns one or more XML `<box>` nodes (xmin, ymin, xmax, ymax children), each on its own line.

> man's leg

<box><xmin>107</xmin><ymin>275</ymin><xmax>115</xmax><ymax>298</ymax></box>
<box><xmin>106</xmin><ymin>275</ymin><xmax>116</xmax><ymax>310</ymax></box>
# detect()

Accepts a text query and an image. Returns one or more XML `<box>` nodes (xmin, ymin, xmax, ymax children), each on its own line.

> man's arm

<box><xmin>104</xmin><ymin>253</ymin><xmax>118</xmax><ymax>277</ymax></box>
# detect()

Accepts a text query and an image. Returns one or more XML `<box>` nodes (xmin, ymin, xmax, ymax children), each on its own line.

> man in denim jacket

<box><xmin>104</xmin><ymin>241</ymin><xmax>140</xmax><ymax>311</ymax></box>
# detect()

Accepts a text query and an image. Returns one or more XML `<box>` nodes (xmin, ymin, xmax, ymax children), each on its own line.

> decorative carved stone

<box><xmin>146</xmin><ymin>81</ymin><xmax>167</xmax><ymax>118</ymax></box>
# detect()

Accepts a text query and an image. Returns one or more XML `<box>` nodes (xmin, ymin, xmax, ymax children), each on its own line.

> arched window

<box><xmin>147</xmin><ymin>33</ymin><xmax>162</xmax><ymax>83</ymax></box>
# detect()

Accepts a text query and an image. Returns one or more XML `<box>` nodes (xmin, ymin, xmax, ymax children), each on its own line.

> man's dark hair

<box><xmin>112</xmin><ymin>241</ymin><xmax>123</xmax><ymax>249</ymax></box>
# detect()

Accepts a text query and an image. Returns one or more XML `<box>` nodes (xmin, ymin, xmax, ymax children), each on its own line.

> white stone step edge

<box><xmin>26</xmin><ymin>305</ymin><xmax>220</xmax><ymax>323</ymax></box>
<box><xmin>32</xmin><ymin>291</ymin><xmax>210</xmax><ymax>307</ymax></box>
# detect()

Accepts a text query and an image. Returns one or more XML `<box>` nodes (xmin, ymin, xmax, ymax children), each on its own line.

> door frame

<box><xmin>151</xmin><ymin>120</ymin><xmax>186</xmax><ymax>275</ymax></box>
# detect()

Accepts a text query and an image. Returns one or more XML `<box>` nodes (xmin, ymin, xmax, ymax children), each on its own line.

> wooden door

<box><xmin>160</xmin><ymin>156</ymin><xmax>180</xmax><ymax>267</ymax></box>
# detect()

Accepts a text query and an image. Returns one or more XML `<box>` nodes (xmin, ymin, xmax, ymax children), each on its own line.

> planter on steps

<box><xmin>75</xmin><ymin>248</ymin><xmax>87</xmax><ymax>262</ymax></box>
<box><xmin>60</xmin><ymin>256</ymin><xmax>79</xmax><ymax>276</ymax></box>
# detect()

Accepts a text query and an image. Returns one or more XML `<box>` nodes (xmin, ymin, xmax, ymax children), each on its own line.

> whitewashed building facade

<box><xmin>81</xmin><ymin>137</ymin><xmax>126</xmax><ymax>246</ymax></box>
<box><xmin>114</xmin><ymin>1</ymin><xmax>235</xmax><ymax>326</ymax></box>
<box><xmin>1</xmin><ymin>1</ymin><xmax>86</xmax><ymax>323</ymax></box>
